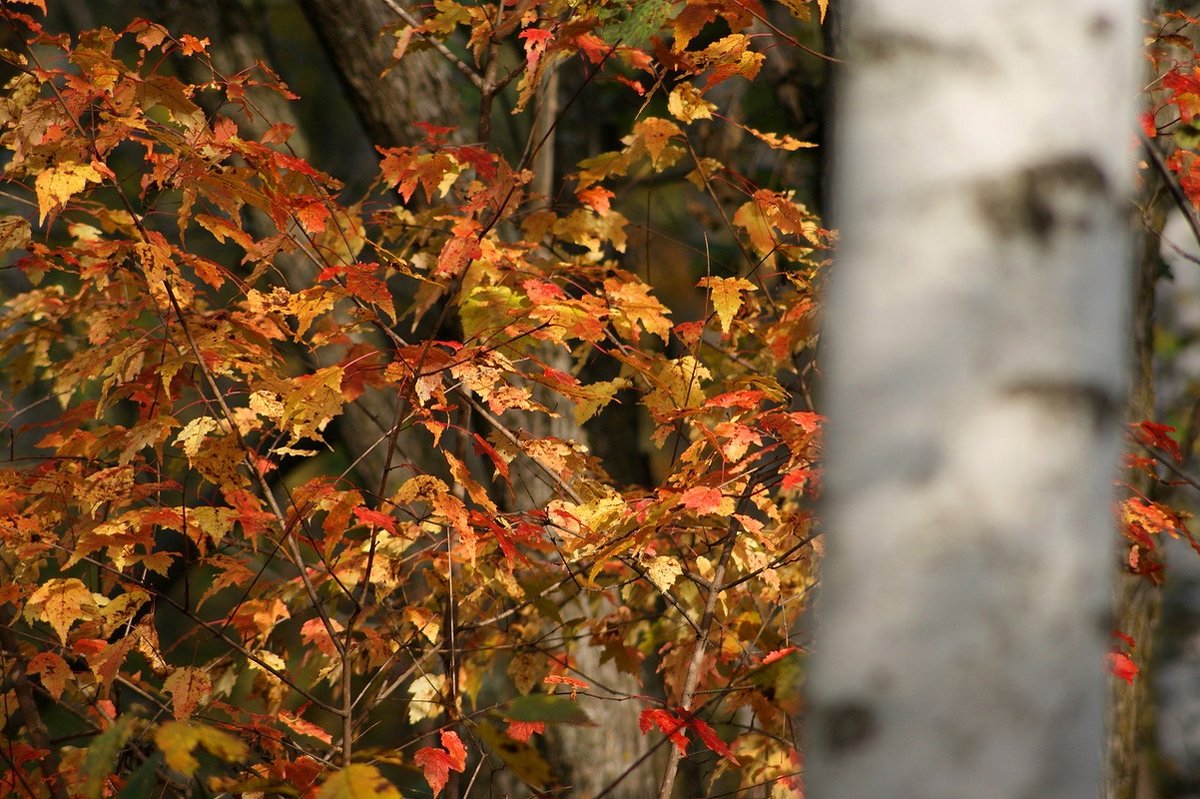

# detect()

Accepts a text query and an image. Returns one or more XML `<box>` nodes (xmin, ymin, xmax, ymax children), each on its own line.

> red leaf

<box><xmin>519</xmin><ymin>28</ymin><xmax>554</xmax><ymax>72</ymax></box>
<box><xmin>760</xmin><ymin>646</ymin><xmax>798</xmax><ymax>665</ymax></box>
<box><xmin>686</xmin><ymin>716</ymin><xmax>739</xmax><ymax>764</ymax></box>
<box><xmin>504</xmin><ymin>720</ymin><xmax>545</xmax><ymax>742</ymax></box>
<box><xmin>414</xmin><ymin>731</ymin><xmax>467</xmax><ymax>797</ymax></box>
<box><xmin>680</xmin><ymin>486</ymin><xmax>723</xmax><ymax>514</ymax></box>
<box><xmin>543</xmin><ymin>674</ymin><xmax>588</xmax><ymax>698</ymax></box>
<box><xmin>1131</xmin><ymin>420</ymin><xmax>1183</xmax><ymax>462</ymax></box>
<box><xmin>353</xmin><ymin>506</ymin><xmax>397</xmax><ymax>535</ymax></box>
<box><xmin>1108</xmin><ymin>651</ymin><xmax>1139</xmax><ymax>685</ymax></box>
<box><xmin>638</xmin><ymin>708</ymin><xmax>688</xmax><ymax>755</ymax></box>
<box><xmin>1140</xmin><ymin>112</ymin><xmax>1157</xmax><ymax>138</ymax></box>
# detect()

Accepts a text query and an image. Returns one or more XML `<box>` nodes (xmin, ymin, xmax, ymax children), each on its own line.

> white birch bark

<box><xmin>808</xmin><ymin>3</ymin><xmax>1139</xmax><ymax>798</ymax></box>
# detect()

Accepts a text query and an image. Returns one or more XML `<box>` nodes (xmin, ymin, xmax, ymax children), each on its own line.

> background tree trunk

<box><xmin>298</xmin><ymin>0</ymin><xmax>465</xmax><ymax>149</ymax></box>
<box><xmin>809</xmin><ymin>3</ymin><xmax>1138</xmax><ymax>798</ymax></box>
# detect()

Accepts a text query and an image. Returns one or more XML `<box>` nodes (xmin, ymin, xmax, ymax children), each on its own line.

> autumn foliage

<box><xmin>0</xmin><ymin>1</ymin><xmax>827</xmax><ymax>796</ymax></box>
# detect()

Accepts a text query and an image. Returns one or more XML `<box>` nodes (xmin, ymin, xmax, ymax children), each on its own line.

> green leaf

<box><xmin>81</xmin><ymin>716</ymin><xmax>135</xmax><ymax>799</ymax></box>
<box><xmin>502</xmin><ymin>694</ymin><xmax>594</xmax><ymax>725</ymax></box>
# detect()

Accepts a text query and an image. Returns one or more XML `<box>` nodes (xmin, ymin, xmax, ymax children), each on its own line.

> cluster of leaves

<box><xmin>0</xmin><ymin>1</ymin><xmax>828</xmax><ymax>797</ymax></box>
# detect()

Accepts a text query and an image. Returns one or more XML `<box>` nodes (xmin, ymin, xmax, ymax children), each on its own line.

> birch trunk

<box><xmin>809</xmin><ymin>3</ymin><xmax>1138</xmax><ymax>798</ymax></box>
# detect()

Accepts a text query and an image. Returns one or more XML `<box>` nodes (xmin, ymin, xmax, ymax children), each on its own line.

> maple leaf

<box><xmin>519</xmin><ymin>27</ymin><xmax>554</xmax><ymax>72</ymax></box>
<box><xmin>25</xmin><ymin>577</ymin><xmax>97</xmax><ymax>643</ymax></box>
<box><xmin>415</xmin><ymin>731</ymin><xmax>468</xmax><ymax>797</ymax></box>
<box><xmin>316</xmin><ymin>764</ymin><xmax>402</xmax><ymax>799</ymax></box>
<box><xmin>178</xmin><ymin>34</ymin><xmax>209</xmax><ymax>55</ymax></box>
<box><xmin>27</xmin><ymin>651</ymin><xmax>70</xmax><ymax>699</ymax></box>
<box><xmin>1131</xmin><ymin>420</ymin><xmax>1183</xmax><ymax>462</ymax></box>
<box><xmin>740</xmin><ymin>123</ymin><xmax>817</xmax><ymax>151</ymax></box>
<box><xmin>543</xmin><ymin>674</ymin><xmax>589</xmax><ymax>699</ymax></box>
<box><xmin>646</xmin><ymin>555</ymin><xmax>683</xmax><ymax>592</ymax></box>
<box><xmin>605</xmin><ymin>277</ymin><xmax>672</xmax><ymax>342</ymax></box>
<box><xmin>629</xmin><ymin>117</ymin><xmax>683</xmax><ymax>168</ymax></box>
<box><xmin>154</xmin><ymin>721</ymin><xmax>248</xmax><ymax>778</ymax></box>
<box><xmin>577</xmin><ymin>186</ymin><xmax>614</xmax><ymax>214</ymax></box>
<box><xmin>277</xmin><ymin>365</ymin><xmax>345</xmax><ymax>444</ymax></box>
<box><xmin>668</xmin><ymin>82</ymin><xmax>715</xmax><ymax>123</ymax></box>
<box><xmin>353</xmin><ymin>505</ymin><xmax>398</xmax><ymax>535</ymax></box>
<box><xmin>1164</xmin><ymin>67</ymin><xmax>1200</xmax><ymax>123</ymax></box>
<box><xmin>408</xmin><ymin>673</ymin><xmax>446</xmax><ymax>723</ymax></box>
<box><xmin>698</xmin><ymin>276</ymin><xmax>755</xmax><ymax>334</ymax></box>
<box><xmin>299</xmin><ymin>617</ymin><xmax>345</xmax><ymax>658</ymax></box>
<box><xmin>279</xmin><ymin>709</ymin><xmax>333</xmax><ymax>744</ymax></box>
<box><xmin>688</xmin><ymin>716</ymin><xmax>740</xmax><ymax>764</ymax></box>
<box><xmin>680</xmin><ymin>486</ymin><xmax>733</xmax><ymax>516</ymax></box>
<box><xmin>164</xmin><ymin>666</ymin><xmax>212</xmax><ymax>720</ymax></box>
<box><xmin>35</xmin><ymin>161</ymin><xmax>103</xmax><ymax>223</ymax></box>
<box><xmin>639</xmin><ymin>707</ymin><xmax>689</xmax><ymax>755</ymax></box>
<box><xmin>505</xmin><ymin>720</ymin><xmax>545</xmax><ymax>743</ymax></box>
<box><xmin>1108</xmin><ymin>651</ymin><xmax>1138</xmax><ymax>684</ymax></box>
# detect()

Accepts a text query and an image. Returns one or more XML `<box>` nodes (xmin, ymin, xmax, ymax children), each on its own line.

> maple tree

<box><xmin>0</xmin><ymin>1</ymin><xmax>827</xmax><ymax>797</ymax></box>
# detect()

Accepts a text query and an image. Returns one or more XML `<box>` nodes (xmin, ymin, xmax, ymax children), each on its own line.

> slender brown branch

<box><xmin>1142</xmin><ymin>130</ymin><xmax>1200</xmax><ymax>249</ymax></box>
<box><xmin>380</xmin><ymin>0</ymin><xmax>485</xmax><ymax>89</ymax></box>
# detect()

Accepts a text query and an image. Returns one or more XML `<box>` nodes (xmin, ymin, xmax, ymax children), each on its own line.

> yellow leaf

<box><xmin>605</xmin><ymin>278</ymin><xmax>672</xmax><ymax>343</ymax></box>
<box><xmin>646</xmin><ymin>556</ymin><xmax>683</xmax><ymax>593</ymax></box>
<box><xmin>733</xmin><ymin>200</ymin><xmax>775</xmax><ymax>257</ymax></box>
<box><xmin>667</xmin><ymin>83</ymin><xmax>715</xmax><ymax>123</ymax></box>
<box><xmin>629</xmin><ymin>117</ymin><xmax>683</xmax><ymax>168</ymax></box>
<box><xmin>154</xmin><ymin>721</ymin><xmax>249</xmax><ymax>778</ymax></box>
<box><xmin>741</xmin><ymin>124</ymin><xmax>817</xmax><ymax>151</ymax></box>
<box><xmin>25</xmin><ymin>578</ymin><xmax>97</xmax><ymax>643</ymax></box>
<box><xmin>508</xmin><ymin>651</ymin><xmax>544</xmax><ymax>695</ymax></box>
<box><xmin>574</xmin><ymin>378</ymin><xmax>628</xmax><ymax>425</ymax></box>
<box><xmin>645</xmin><ymin>356</ymin><xmax>711</xmax><ymax>417</ymax></box>
<box><xmin>278</xmin><ymin>365</ymin><xmax>345</xmax><ymax>444</ymax></box>
<box><xmin>408</xmin><ymin>672</ymin><xmax>446</xmax><ymax>724</ymax></box>
<box><xmin>0</xmin><ymin>215</ymin><xmax>31</xmax><ymax>256</ymax></box>
<box><xmin>35</xmin><ymin>161</ymin><xmax>103</xmax><ymax>223</ymax></box>
<box><xmin>317</xmin><ymin>764</ymin><xmax>403</xmax><ymax>799</ymax></box>
<box><xmin>164</xmin><ymin>666</ymin><xmax>211</xmax><ymax>720</ymax></box>
<box><xmin>173</xmin><ymin>416</ymin><xmax>245</xmax><ymax>487</ymax></box>
<box><xmin>698</xmin><ymin>276</ymin><xmax>756</xmax><ymax>334</ymax></box>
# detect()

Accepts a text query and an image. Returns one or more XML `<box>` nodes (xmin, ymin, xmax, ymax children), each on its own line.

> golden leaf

<box><xmin>668</xmin><ymin>83</ymin><xmax>715</xmax><ymax>123</ymax></box>
<box><xmin>154</xmin><ymin>721</ymin><xmax>249</xmax><ymax>778</ymax></box>
<box><xmin>698</xmin><ymin>276</ymin><xmax>756</xmax><ymax>334</ymax></box>
<box><xmin>629</xmin><ymin>117</ymin><xmax>683</xmax><ymax>168</ymax></box>
<box><xmin>317</xmin><ymin>764</ymin><xmax>403</xmax><ymax>799</ymax></box>
<box><xmin>646</xmin><ymin>556</ymin><xmax>683</xmax><ymax>593</ymax></box>
<box><xmin>25</xmin><ymin>578</ymin><xmax>98</xmax><ymax>643</ymax></box>
<box><xmin>27</xmin><ymin>651</ymin><xmax>71</xmax><ymax>699</ymax></box>
<box><xmin>35</xmin><ymin>161</ymin><xmax>103</xmax><ymax>223</ymax></box>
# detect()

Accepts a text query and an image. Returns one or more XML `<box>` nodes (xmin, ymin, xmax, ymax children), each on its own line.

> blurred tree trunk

<box><xmin>810</xmin><ymin>3</ymin><xmax>1137</xmax><ymax>798</ymax></box>
<box><xmin>298</xmin><ymin>0</ymin><xmax>464</xmax><ymax>148</ymax></box>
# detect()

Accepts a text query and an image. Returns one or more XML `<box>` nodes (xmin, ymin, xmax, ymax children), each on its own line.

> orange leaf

<box><xmin>27</xmin><ymin>651</ymin><xmax>70</xmax><ymax>699</ymax></box>
<box><xmin>680</xmin><ymin>486</ymin><xmax>724</xmax><ymax>514</ymax></box>
<box><xmin>163</xmin><ymin>667</ymin><xmax>211</xmax><ymax>720</ymax></box>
